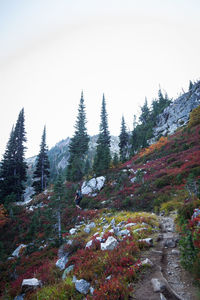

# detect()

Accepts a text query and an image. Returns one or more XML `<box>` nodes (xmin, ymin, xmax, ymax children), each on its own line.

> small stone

<box><xmin>110</xmin><ymin>218</ymin><xmax>116</xmax><ymax>227</ymax></box>
<box><xmin>164</xmin><ymin>239</ymin><xmax>176</xmax><ymax>248</ymax></box>
<box><xmin>84</xmin><ymin>226</ymin><xmax>91</xmax><ymax>234</ymax></box>
<box><xmin>69</xmin><ymin>228</ymin><xmax>77</xmax><ymax>235</ymax></box>
<box><xmin>117</xmin><ymin>229</ymin><xmax>130</xmax><ymax>236</ymax></box>
<box><xmin>171</xmin><ymin>249</ymin><xmax>180</xmax><ymax>255</ymax></box>
<box><xmin>56</xmin><ymin>255</ymin><xmax>68</xmax><ymax>270</ymax></box>
<box><xmin>139</xmin><ymin>238</ymin><xmax>153</xmax><ymax>246</ymax></box>
<box><xmin>75</xmin><ymin>279</ymin><xmax>90</xmax><ymax>295</ymax></box>
<box><xmin>160</xmin><ymin>293</ymin><xmax>167</xmax><ymax>300</ymax></box>
<box><xmin>85</xmin><ymin>240</ymin><xmax>93</xmax><ymax>249</ymax></box>
<box><xmin>124</xmin><ymin>223</ymin><xmax>137</xmax><ymax>228</ymax></box>
<box><xmin>141</xmin><ymin>258</ymin><xmax>153</xmax><ymax>266</ymax></box>
<box><xmin>151</xmin><ymin>278</ymin><xmax>166</xmax><ymax>292</ymax></box>
<box><xmin>14</xmin><ymin>295</ymin><xmax>25</xmax><ymax>300</ymax></box>
<box><xmin>90</xmin><ymin>286</ymin><xmax>94</xmax><ymax>295</ymax></box>
<box><xmin>62</xmin><ymin>265</ymin><xmax>74</xmax><ymax>280</ymax></box>
<box><xmin>133</xmin><ymin>227</ymin><xmax>148</xmax><ymax>233</ymax></box>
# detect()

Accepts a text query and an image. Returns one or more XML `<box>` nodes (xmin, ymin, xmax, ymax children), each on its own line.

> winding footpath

<box><xmin>133</xmin><ymin>212</ymin><xmax>199</xmax><ymax>300</ymax></box>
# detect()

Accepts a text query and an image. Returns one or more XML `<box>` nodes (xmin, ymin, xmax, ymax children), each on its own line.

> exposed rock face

<box><xmin>153</xmin><ymin>81</ymin><xmax>200</xmax><ymax>139</ymax></box>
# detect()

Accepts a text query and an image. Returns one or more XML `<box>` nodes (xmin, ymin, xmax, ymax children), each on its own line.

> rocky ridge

<box><xmin>153</xmin><ymin>81</ymin><xmax>200</xmax><ymax>139</ymax></box>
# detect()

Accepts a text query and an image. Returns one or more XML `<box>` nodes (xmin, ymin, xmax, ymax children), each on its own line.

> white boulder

<box><xmin>101</xmin><ymin>236</ymin><xmax>118</xmax><ymax>251</ymax></box>
<box><xmin>22</xmin><ymin>278</ymin><xmax>41</xmax><ymax>292</ymax></box>
<box><xmin>81</xmin><ymin>176</ymin><xmax>106</xmax><ymax>195</ymax></box>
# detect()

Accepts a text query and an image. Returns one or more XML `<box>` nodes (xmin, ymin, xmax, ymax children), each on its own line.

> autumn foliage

<box><xmin>188</xmin><ymin>105</ymin><xmax>200</xmax><ymax>128</ymax></box>
<box><xmin>138</xmin><ymin>136</ymin><xmax>168</xmax><ymax>158</ymax></box>
<box><xmin>0</xmin><ymin>204</ymin><xmax>8</xmax><ymax>228</ymax></box>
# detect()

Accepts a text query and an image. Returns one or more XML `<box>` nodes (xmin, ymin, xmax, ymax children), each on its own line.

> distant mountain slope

<box><xmin>26</xmin><ymin>135</ymin><xmax>120</xmax><ymax>182</ymax></box>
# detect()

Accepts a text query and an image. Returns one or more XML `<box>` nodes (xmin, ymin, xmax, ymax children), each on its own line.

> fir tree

<box><xmin>32</xmin><ymin>126</ymin><xmax>50</xmax><ymax>194</ymax></box>
<box><xmin>119</xmin><ymin>116</ymin><xmax>129</xmax><ymax>162</ymax></box>
<box><xmin>93</xmin><ymin>94</ymin><xmax>111</xmax><ymax>175</ymax></box>
<box><xmin>0</xmin><ymin>109</ymin><xmax>27</xmax><ymax>203</ymax></box>
<box><xmin>66</xmin><ymin>92</ymin><xmax>89</xmax><ymax>182</ymax></box>
<box><xmin>189</xmin><ymin>80</ymin><xmax>193</xmax><ymax>91</ymax></box>
<box><xmin>112</xmin><ymin>153</ymin><xmax>119</xmax><ymax>167</ymax></box>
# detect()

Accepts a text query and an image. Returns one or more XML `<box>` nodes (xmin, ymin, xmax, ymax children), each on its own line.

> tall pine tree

<box><xmin>0</xmin><ymin>108</ymin><xmax>27</xmax><ymax>203</ymax></box>
<box><xmin>66</xmin><ymin>92</ymin><xmax>89</xmax><ymax>182</ymax></box>
<box><xmin>93</xmin><ymin>94</ymin><xmax>111</xmax><ymax>175</ymax></box>
<box><xmin>119</xmin><ymin>116</ymin><xmax>129</xmax><ymax>162</ymax></box>
<box><xmin>32</xmin><ymin>126</ymin><xmax>50</xmax><ymax>194</ymax></box>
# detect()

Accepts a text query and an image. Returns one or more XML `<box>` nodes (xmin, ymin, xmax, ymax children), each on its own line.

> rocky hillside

<box><xmin>0</xmin><ymin>108</ymin><xmax>199</xmax><ymax>299</ymax></box>
<box><xmin>153</xmin><ymin>80</ymin><xmax>200</xmax><ymax>139</ymax></box>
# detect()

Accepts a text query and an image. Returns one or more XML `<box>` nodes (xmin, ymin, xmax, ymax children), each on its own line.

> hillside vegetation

<box><xmin>0</xmin><ymin>105</ymin><xmax>200</xmax><ymax>299</ymax></box>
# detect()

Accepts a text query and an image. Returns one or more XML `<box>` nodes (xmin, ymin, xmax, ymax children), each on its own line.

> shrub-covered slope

<box><xmin>0</xmin><ymin>121</ymin><xmax>199</xmax><ymax>299</ymax></box>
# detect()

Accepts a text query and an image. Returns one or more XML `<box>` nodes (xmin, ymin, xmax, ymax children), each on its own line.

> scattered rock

<box><xmin>14</xmin><ymin>295</ymin><xmax>25</xmax><ymax>300</ymax></box>
<box><xmin>141</xmin><ymin>258</ymin><xmax>153</xmax><ymax>267</ymax></box>
<box><xmin>69</xmin><ymin>228</ymin><xmax>77</xmax><ymax>235</ymax></box>
<box><xmin>75</xmin><ymin>279</ymin><xmax>90</xmax><ymax>294</ymax></box>
<box><xmin>139</xmin><ymin>238</ymin><xmax>153</xmax><ymax>246</ymax></box>
<box><xmin>22</xmin><ymin>278</ymin><xmax>41</xmax><ymax>293</ymax></box>
<box><xmin>56</xmin><ymin>255</ymin><xmax>68</xmax><ymax>270</ymax></box>
<box><xmin>12</xmin><ymin>244</ymin><xmax>27</xmax><ymax>257</ymax></box>
<box><xmin>101</xmin><ymin>236</ymin><xmax>118</xmax><ymax>251</ymax></box>
<box><xmin>110</xmin><ymin>218</ymin><xmax>116</xmax><ymax>227</ymax></box>
<box><xmin>151</xmin><ymin>278</ymin><xmax>166</xmax><ymax>293</ymax></box>
<box><xmin>84</xmin><ymin>226</ymin><xmax>91</xmax><ymax>234</ymax></box>
<box><xmin>62</xmin><ymin>265</ymin><xmax>74</xmax><ymax>280</ymax></box>
<box><xmin>90</xmin><ymin>286</ymin><xmax>95</xmax><ymax>295</ymax></box>
<box><xmin>124</xmin><ymin>223</ymin><xmax>137</xmax><ymax>228</ymax></box>
<box><xmin>160</xmin><ymin>293</ymin><xmax>167</xmax><ymax>300</ymax></box>
<box><xmin>164</xmin><ymin>239</ymin><xmax>176</xmax><ymax>248</ymax></box>
<box><xmin>171</xmin><ymin>249</ymin><xmax>180</xmax><ymax>255</ymax></box>
<box><xmin>133</xmin><ymin>227</ymin><xmax>148</xmax><ymax>233</ymax></box>
<box><xmin>117</xmin><ymin>229</ymin><xmax>130</xmax><ymax>236</ymax></box>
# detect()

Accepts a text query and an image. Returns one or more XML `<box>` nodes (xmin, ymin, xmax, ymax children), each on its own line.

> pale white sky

<box><xmin>0</xmin><ymin>0</ymin><xmax>200</xmax><ymax>158</ymax></box>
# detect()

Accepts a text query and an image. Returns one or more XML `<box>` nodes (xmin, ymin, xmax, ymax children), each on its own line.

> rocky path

<box><xmin>133</xmin><ymin>213</ymin><xmax>199</xmax><ymax>300</ymax></box>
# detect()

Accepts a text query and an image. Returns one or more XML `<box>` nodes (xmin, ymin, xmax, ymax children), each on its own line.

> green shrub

<box><xmin>160</xmin><ymin>200</ymin><xmax>182</xmax><ymax>214</ymax></box>
<box><xmin>154</xmin><ymin>175</ymin><xmax>174</xmax><ymax>188</ymax></box>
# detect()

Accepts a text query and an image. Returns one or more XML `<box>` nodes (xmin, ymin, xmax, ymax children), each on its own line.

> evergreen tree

<box><xmin>0</xmin><ymin>109</ymin><xmax>27</xmax><ymax>203</ymax></box>
<box><xmin>119</xmin><ymin>116</ymin><xmax>129</xmax><ymax>162</ymax></box>
<box><xmin>93</xmin><ymin>94</ymin><xmax>111</xmax><ymax>175</ymax></box>
<box><xmin>32</xmin><ymin>126</ymin><xmax>50</xmax><ymax>194</ymax></box>
<box><xmin>139</xmin><ymin>97</ymin><xmax>150</xmax><ymax>124</ymax></box>
<box><xmin>189</xmin><ymin>80</ymin><xmax>193</xmax><ymax>91</ymax></box>
<box><xmin>66</xmin><ymin>92</ymin><xmax>89</xmax><ymax>182</ymax></box>
<box><xmin>112</xmin><ymin>153</ymin><xmax>119</xmax><ymax>167</ymax></box>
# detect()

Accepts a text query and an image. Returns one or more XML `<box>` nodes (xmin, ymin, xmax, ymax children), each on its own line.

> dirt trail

<box><xmin>132</xmin><ymin>213</ymin><xmax>199</xmax><ymax>300</ymax></box>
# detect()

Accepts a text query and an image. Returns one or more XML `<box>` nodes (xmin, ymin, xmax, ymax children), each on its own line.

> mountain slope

<box><xmin>0</xmin><ymin>116</ymin><xmax>199</xmax><ymax>299</ymax></box>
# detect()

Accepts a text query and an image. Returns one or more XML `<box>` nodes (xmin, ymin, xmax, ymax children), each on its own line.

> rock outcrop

<box><xmin>153</xmin><ymin>81</ymin><xmax>200</xmax><ymax>139</ymax></box>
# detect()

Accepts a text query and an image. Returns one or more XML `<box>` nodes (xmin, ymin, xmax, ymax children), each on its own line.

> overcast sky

<box><xmin>0</xmin><ymin>0</ymin><xmax>200</xmax><ymax>158</ymax></box>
